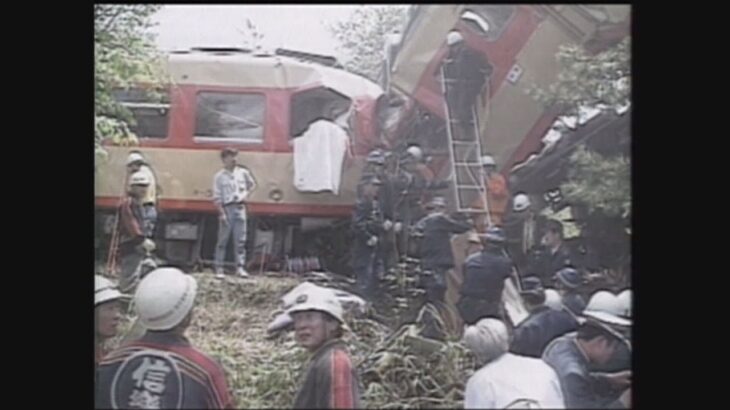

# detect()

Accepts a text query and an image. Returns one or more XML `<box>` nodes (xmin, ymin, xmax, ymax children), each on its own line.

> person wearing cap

<box><xmin>352</xmin><ymin>174</ymin><xmax>388</xmax><ymax>298</ymax></box>
<box><xmin>288</xmin><ymin>288</ymin><xmax>361</xmax><ymax>409</ymax></box>
<box><xmin>95</xmin><ymin>275</ymin><xmax>125</xmax><ymax>365</ymax></box>
<box><xmin>96</xmin><ymin>268</ymin><xmax>235</xmax><ymax>409</ymax></box>
<box><xmin>442</xmin><ymin>30</ymin><xmax>493</xmax><ymax>140</ymax></box>
<box><xmin>502</xmin><ymin>192</ymin><xmax>536</xmax><ymax>272</ymax></box>
<box><xmin>362</xmin><ymin>149</ymin><xmax>399</xmax><ymax>271</ymax></box>
<box><xmin>463</xmin><ymin>318</ymin><xmax>565</xmax><ymax>409</ymax></box>
<box><xmin>392</xmin><ymin>145</ymin><xmax>449</xmax><ymax>250</ymax></box>
<box><xmin>457</xmin><ymin>226</ymin><xmax>516</xmax><ymax>324</ymax></box>
<box><xmin>542</xmin><ymin>316</ymin><xmax>631</xmax><ymax>408</ymax></box>
<box><xmin>126</xmin><ymin>151</ymin><xmax>159</xmax><ymax>238</ymax></box>
<box><xmin>413</xmin><ymin>196</ymin><xmax>473</xmax><ymax>303</ymax></box>
<box><xmin>555</xmin><ymin>267</ymin><xmax>587</xmax><ymax>315</ymax></box>
<box><xmin>213</xmin><ymin>147</ymin><xmax>258</xmax><ymax>278</ymax></box>
<box><xmin>509</xmin><ymin>277</ymin><xmax>580</xmax><ymax>358</ymax></box>
<box><xmin>529</xmin><ymin>220</ymin><xmax>574</xmax><ymax>286</ymax></box>
<box><xmin>117</xmin><ymin>171</ymin><xmax>156</xmax><ymax>292</ymax></box>
<box><xmin>582</xmin><ymin>290</ymin><xmax>632</xmax><ymax>375</ymax></box>
<box><xmin>471</xmin><ymin>154</ymin><xmax>510</xmax><ymax>230</ymax></box>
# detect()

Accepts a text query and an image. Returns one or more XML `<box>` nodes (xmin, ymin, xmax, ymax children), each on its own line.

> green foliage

<box><xmin>561</xmin><ymin>146</ymin><xmax>630</xmax><ymax>218</ymax></box>
<box><xmin>526</xmin><ymin>37</ymin><xmax>630</xmax><ymax>117</ymax></box>
<box><xmin>328</xmin><ymin>6</ymin><xmax>409</xmax><ymax>81</ymax></box>
<box><xmin>95</xmin><ymin>5</ymin><xmax>165</xmax><ymax>165</ymax></box>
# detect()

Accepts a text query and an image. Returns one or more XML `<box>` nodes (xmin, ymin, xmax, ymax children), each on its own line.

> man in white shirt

<box><xmin>212</xmin><ymin>148</ymin><xmax>257</xmax><ymax>278</ymax></box>
<box><xmin>463</xmin><ymin>318</ymin><xmax>565</xmax><ymax>409</ymax></box>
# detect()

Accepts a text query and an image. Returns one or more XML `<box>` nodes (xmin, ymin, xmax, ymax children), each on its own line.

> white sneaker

<box><xmin>215</xmin><ymin>270</ymin><xmax>225</xmax><ymax>279</ymax></box>
<box><xmin>237</xmin><ymin>267</ymin><xmax>250</xmax><ymax>278</ymax></box>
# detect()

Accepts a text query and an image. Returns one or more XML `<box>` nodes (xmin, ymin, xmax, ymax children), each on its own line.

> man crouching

<box><xmin>288</xmin><ymin>288</ymin><xmax>361</xmax><ymax>409</ymax></box>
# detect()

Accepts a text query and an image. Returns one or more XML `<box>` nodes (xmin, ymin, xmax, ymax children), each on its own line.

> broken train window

<box><xmin>195</xmin><ymin>92</ymin><xmax>265</xmax><ymax>142</ymax></box>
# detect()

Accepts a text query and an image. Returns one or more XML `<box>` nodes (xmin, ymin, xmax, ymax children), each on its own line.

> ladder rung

<box><xmin>454</xmin><ymin>162</ymin><xmax>482</xmax><ymax>167</ymax></box>
<box><xmin>451</xmin><ymin>141</ymin><xmax>479</xmax><ymax>145</ymax></box>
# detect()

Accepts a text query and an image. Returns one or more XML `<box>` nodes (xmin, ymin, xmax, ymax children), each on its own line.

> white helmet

<box><xmin>584</xmin><ymin>290</ymin><xmax>631</xmax><ymax>327</ymax></box>
<box><xmin>126</xmin><ymin>152</ymin><xmax>145</xmax><ymax>165</ymax></box>
<box><xmin>129</xmin><ymin>171</ymin><xmax>151</xmax><ymax>186</ymax></box>
<box><xmin>544</xmin><ymin>288</ymin><xmax>562</xmax><ymax>310</ymax></box>
<box><xmin>447</xmin><ymin>30</ymin><xmax>464</xmax><ymax>46</ymax></box>
<box><xmin>513</xmin><ymin>193</ymin><xmax>531</xmax><ymax>212</ymax></box>
<box><xmin>286</xmin><ymin>287</ymin><xmax>344</xmax><ymax>324</ymax></box>
<box><xmin>134</xmin><ymin>268</ymin><xmax>198</xmax><ymax>331</ymax></box>
<box><xmin>406</xmin><ymin>145</ymin><xmax>424</xmax><ymax>161</ymax></box>
<box><xmin>617</xmin><ymin>289</ymin><xmax>632</xmax><ymax>318</ymax></box>
<box><xmin>480</xmin><ymin>155</ymin><xmax>496</xmax><ymax>167</ymax></box>
<box><xmin>95</xmin><ymin>275</ymin><xmax>123</xmax><ymax>306</ymax></box>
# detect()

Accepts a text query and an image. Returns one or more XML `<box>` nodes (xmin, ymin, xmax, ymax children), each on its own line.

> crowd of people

<box><xmin>96</xmin><ymin>28</ymin><xmax>631</xmax><ymax>409</ymax></box>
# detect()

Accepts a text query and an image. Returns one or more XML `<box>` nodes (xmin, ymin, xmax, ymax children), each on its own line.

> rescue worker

<box><xmin>555</xmin><ymin>267</ymin><xmax>587</xmax><ymax>315</ymax></box>
<box><xmin>509</xmin><ymin>277</ymin><xmax>580</xmax><ymax>358</ymax></box>
<box><xmin>95</xmin><ymin>275</ymin><xmax>124</xmax><ymax>365</ymax></box>
<box><xmin>213</xmin><ymin>147</ymin><xmax>258</xmax><ymax>278</ymax></box>
<box><xmin>542</xmin><ymin>317</ymin><xmax>631</xmax><ymax>409</ymax></box>
<box><xmin>126</xmin><ymin>151</ymin><xmax>159</xmax><ymax>238</ymax></box>
<box><xmin>442</xmin><ymin>30</ymin><xmax>493</xmax><ymax>140</ymax></box>
<box><xmin>457</xmin><ymin>226</ymin><xmax>516</xmax><ymax>324</ymax></box>
<box><xmin>352</xmin><ymin>174</ymin><xmax>389</xmax><ymax>298</ymax></box>
<box><xmin>463</xmin><ymin>318</ymin><xmax>565</xmax><ymax>409</ymax></box>
<box><xmin>392</xmin><ymin>144</ymin><xmax>450</xmax><ymax>254</ymax></box>
<box><xmin>529</xmin><ymin>219</ymin><xmax>574</xmax><ymax>286</ymax></box>
<box><xmin>118</xmin><ymin>171</ymin><xmax>156</xmax><ymax>292</ymax></box>
<box><xmin>96</xmin><ymin>268</ymin><xmax>235</xmax><ymax>409</ymax></box>
<box><xmin>582</xmin><ymin>290</ymin><xmax>632</xmax><ymax>375</ymax></box>
<box><xmin>288</xmin><ymin>288</ymin><xmax>361</xmax><ymax>409</ymax></box>
<box><xmin>471</xmin><ymin>155</ymin><xmax>510</xmax><ymax>230</ymax></box>
<box><xmin>362</xmin><ymin>149</ymin><xmax>400</xmax><ymax>271</ymax></box>
<box><xmin>413</xmin><ymin>196</ymin><xmax>472</xmax><ymax>303</ymax></box>
<box><xmin>502</xmin><ymin>192</ymin><xmax>535</xmax><ymax>272</ymax></box>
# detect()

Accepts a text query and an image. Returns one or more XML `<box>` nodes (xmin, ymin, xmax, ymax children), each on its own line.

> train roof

<box><xmin>165</xmin><ymin>48</ymin><xmax>383</xmax><ymax>100</ymax></box>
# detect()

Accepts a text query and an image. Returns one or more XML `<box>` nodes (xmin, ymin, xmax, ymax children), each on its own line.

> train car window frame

<box><xmin>193</xmin><ymin>91</ymin><xmax>266</xmax><ymax>144</ymax></box>
<box><xmin>460</xmin><ymin>5</ymin><xmax>517</xmax><ymax>42</ymax></box>
<box><xmin>112</xmin><ymin>87</ymin><xmax>172</xmax><ymax>140</ymax></box>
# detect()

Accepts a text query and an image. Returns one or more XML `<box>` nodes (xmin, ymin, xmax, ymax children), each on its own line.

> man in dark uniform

<box><xmin>457</xmin><ymin>226</ymin><xmax>516</xmax><ymax>324</ymax></box>
<box><xmin>530</xmin><ymin>220</ymin><xmax>574</xmax><ymax>286</ymax></box>
<box><xmin>362</xmin><ymin>149</ymin><xmax>399</xmax><ymax>271</ymax></box>
<box><xmin>351</xmin><ymin>175</ymin><xmax>390</xmax><ymax>298</ymax></box>
<box><xmin>554</xmin><ymin>267</ymin><xmax>587</xmax><ymax>315</ymax></box>
<box><xmin>392</xmin><ymin>146</ymin><xmax>449</xmax><ymax>258</ymax></box>
<box><xmin>413</xmin><ymin>196</ymin><xmax>473</xmax><ymax>303</ymax></box>
<box><xmin>96</xmin><ymin>268</ymin><xmax>234</xmax><ymax>409</ymax></box>
<box><xmin>510</xmin><ymin>277</ymin><xmax>580</xmax><ymax>358</ymax></box>
<box><xmin>442</xmin><ymin>30</ymin><xmax>493</xmax><ymax>140</ymax></box>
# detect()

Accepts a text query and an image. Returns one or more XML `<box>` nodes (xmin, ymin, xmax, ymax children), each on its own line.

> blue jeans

<box><xmin>214</xmin><ymin>205</ymin><xmax>247</xmax><ymax>271</ymax></box>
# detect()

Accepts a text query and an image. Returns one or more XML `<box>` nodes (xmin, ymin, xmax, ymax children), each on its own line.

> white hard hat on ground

<box><xmin>513</xmin><ymin>193</ymin><xmax>531</xmax><ymax>212</ymax></box>
<box><xmin>129</xmin><ymin>171</ymin><xmax>151</xmax><ymax>186</ymax></box>
<box><xmin>583</xmin><ymin>290</ymin><xmax>631</xmax><ymax>327</ymax></box>
<box><xmin>134</xmin><ymin>268</ymin><xmax>198</xmax><ymax>331</ymax></box>
<box><xmin>480</xmin><ymin>155</ymin><xmax>496</xmax><ymax>167</ymax></box>
<box><xmin>286</xmin><ymin>287</ymin><xmax>345</xmax><ymax>324</ymax></box>
<box><xmin>127</xmin><ymin>152</ymin><xmax>145</xmax><ymax>165</ymax></box>
<box><xmin>95</xmin><ymin>275</ymin><xmax>124</xmax><ymax>306</ymax></box>
<box><xmin>447</xmin><ymin>30</ymin><xmax>464</xmax><ymax>46</ymax></box>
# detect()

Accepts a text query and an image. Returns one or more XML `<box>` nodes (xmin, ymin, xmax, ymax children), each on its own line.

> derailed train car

<box><xmin>95</xmin><ymin>48</ymin><xmax>384</xmax><ymax>271</ymax></box>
